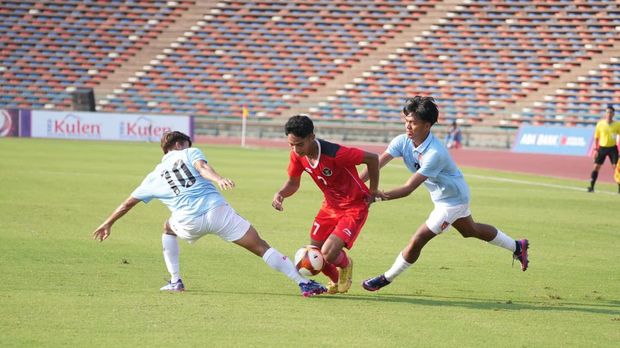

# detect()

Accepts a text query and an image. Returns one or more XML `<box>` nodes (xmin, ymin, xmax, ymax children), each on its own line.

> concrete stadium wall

<box><xmin>194</xmin><ymin>117</ymin><xmax>517</xmax><ymax>149</ymax></box>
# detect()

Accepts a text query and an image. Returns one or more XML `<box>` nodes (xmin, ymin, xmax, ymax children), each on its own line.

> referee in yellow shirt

<box><xmin>588</xmin><ymin>105</ymin><xmax>620</xmax><ymax>193</ymax></box>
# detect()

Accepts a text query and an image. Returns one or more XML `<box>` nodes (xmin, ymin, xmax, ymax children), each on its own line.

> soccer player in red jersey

<box><xmin>272</xmin><ymin>114</ymin><xmax>380</xmax><ymax>294</ymax></box>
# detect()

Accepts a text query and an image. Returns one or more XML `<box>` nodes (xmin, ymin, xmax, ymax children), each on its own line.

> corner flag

<box><xmin>241</xmin><ymin>105</ymin><xmax>249</xmax><ymax>147</ymax></box>
<box><xmin>242</xmin><ymin>105</ymin><xmax>249</xmax><ymax>119</ymax></box>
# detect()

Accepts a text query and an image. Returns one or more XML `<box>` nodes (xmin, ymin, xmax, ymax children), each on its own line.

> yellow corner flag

<box><xmin>242</xmin><ymin>105</ymin><xmax>249</xmax><ymax>119</ymax></box>
<box><xmin>241</xmin><ymin>105</ymin><xmax>249</xmax><ymax>147</ymax></box>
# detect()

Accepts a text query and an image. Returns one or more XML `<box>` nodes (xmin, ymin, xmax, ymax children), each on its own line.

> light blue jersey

<box><xmin>131</xmin><ymin>147</ymin><xmax>226</xmax><ymax>223</ymax></box>
<box><xmin>386</xmin><ymin>133</ymin><xmax>470</xmax><ymax>206</ymax></box>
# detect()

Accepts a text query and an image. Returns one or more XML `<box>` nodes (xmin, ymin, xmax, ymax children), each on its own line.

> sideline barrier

<box><xmin>0</xmin><ymin>109</ymin><xmax>31</xmax><ymax>137</ymax></box>
<box><xmin>1</xmin><ymin>109</ymin><xmax>193</xmax><ymax>141</ymax></box>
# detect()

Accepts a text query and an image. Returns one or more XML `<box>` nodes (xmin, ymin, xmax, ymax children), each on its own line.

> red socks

<box><xmin>321</xmin><ymin>262</ymin><xmax>339</xmax><ymax>283</ymax></box>
<box><xmin>333</xmin><ymin>250</ymin><xmax>350</xmax><ymax>268</ymax></box>
<box><xmin>321</xmin><ymin>250</ymin><xmax>349</xmax><ymax>283</ymax></box>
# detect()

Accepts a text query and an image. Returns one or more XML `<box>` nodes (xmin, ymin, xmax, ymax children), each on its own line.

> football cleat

<box><xmin>362</xmin><ymin>274</ymin><xmax>391</xmax><ymax>292</ymax></box>
<box><xmin>326</xmin><ymin>281</ymin><xmax>339</xmax><ymax>294</ymax></box>
<box><xmin>299</xmin><ymin>280</ymin><xmax>327</xmax><ymax>297</ymax></box>
<box><xmin>160</xmin><ymin>279</ymin><xmax>185</xmax><ymax>292</ymax></box>
<box><xmin>337</xmin><ymin>257</ymin><xmax>353</xmax><ymax>293</ymax></box>
<box><xmin>587</xmin><ymin>186</ymin><xmax>594</xmax><ymax>193</ymax></box>
<box><xmin>513</xmin><ymin>239</ymin><xmax>529</xmax><ymax>271</ymax></box>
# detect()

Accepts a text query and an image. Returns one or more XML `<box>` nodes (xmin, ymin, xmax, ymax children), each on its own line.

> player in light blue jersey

<box><xmin>93</xmin><ymin>131</ymin><xmax>326</xmax><ymax>297</ymax></box>
<box><xmin>360</xmin><ymin>97</ymin><xmax>529</xmax><ymax>292</ymax></box>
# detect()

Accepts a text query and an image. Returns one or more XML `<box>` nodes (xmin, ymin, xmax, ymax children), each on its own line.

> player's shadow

<box><xmin>188</xmin><ymin>289</ymin><xmax>619</xmax><ymax>316</ymax></box>
<box><xmin>323</xmin><ymin>293</ymin><xmax>620</xmax><ymax>316</ymax></box>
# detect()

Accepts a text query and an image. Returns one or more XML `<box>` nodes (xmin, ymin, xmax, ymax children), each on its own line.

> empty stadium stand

<box><xmin>0</xmin><ymin>0</ymin><xmax>192</xmax><ymax>110</ymax></box>
<box><xmin>510</xmin><ymin>56</ymin><xmax>620</xmax><ymax>126</ymax></box>
<box><xmin>1</xmin><ymin>0</ymin><xmax>619</xmax><ymax>147</ymax></box>
<box><xmin>309</xmin><ymin>0</ymin><xmax>620</xmax><ymax>126</ymax></box>
<box><xmin>97</xmin><ymin>0</ymin><xmax>442</xmax><ymax>117</ymax></box>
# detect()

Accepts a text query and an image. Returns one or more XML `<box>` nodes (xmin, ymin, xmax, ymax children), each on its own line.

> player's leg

<box><xmin>232</xmin><ymin>225</ymin><xmax>269</xmax><ymax>256</ymax></box>
<box><xmin>609</xmin><ymin>148</ymin><xmax>619</xmax><ymax>193</ymax></box>
<box><xmin>321</xmin><ymin>234</ymin><xmax>352</xmax><ymax>293</ymax></box>
<box><xmin>401</xmin><ymin>225</ymin><xmax>437</xmax><ymax>264</ymax></box>
<box><xmin>362</xmin><ymin>223</ymin><xmax>436</xmax><ymax>292</ymax></box>
<box><xmin>309</xmin><ymin>238</ymin><xmax>339</xmax><ymax>287</ymax></box>
<box><xmin>321</xmin><ymin>208</ymin><xmax>367</xmax><ymax>293</ymax></box>
<box><xmin>452</xmin><ymin>215</ymin><xmax>501</xmax><ymax>242</ymax></box>
<box><xmin>588</xmin><ymin>164</ymin><xmax>600</xmax><ymax>192</ymax></box>
<box><xmin>206</xmin><ymin>203</ymin><xmax>324</xmax><ymax>296</ymax></box>
<box><xmin>452</xmin><ymin>215</ymin><xmax>529</xmax><ymax>271</ymax></box>
<box><xmin>321</xmin><ymin>234</ymin><xmax>348</xmax><ymax>265</ymax></box>
<box><xmin>615</xmin><ymin>160</ymin><xmax>620</xmax><ymax>193</ymax></box>
<box><xmin>309</xmin><ymin>209</ymin><xmax>340</xmax><ymax>290</ymax></box>
<box><xmin>160</xmin><ymin>220</ymin><xmax>184</xmax><ymax>291</ymax></box>
<box><xmin>233</xmin><ymin>225</ymin><xmax>326</xmax><ymax>296</ymax></box>
<box><xmin>233</xmin><ymin>225</ymin><xmax>300</xmax><ymax>279</ymax></box>
<box><xmin>589</xmin><ymin>149</ymin><xmax>605</xmax><ymax>191</ymax></box>
<box><xmin>363</xmin><ymin>204</ymin><xmax>464</xmax><ymax>291</ymax></box>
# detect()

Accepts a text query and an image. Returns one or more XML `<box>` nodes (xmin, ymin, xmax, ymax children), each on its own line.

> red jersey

<box><xmin>288</xmin><ymin>139</ymin><xmax>370</xmax><ymax>209</ymax></box>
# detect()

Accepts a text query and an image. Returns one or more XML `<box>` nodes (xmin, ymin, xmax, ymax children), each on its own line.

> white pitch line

<box><xmin>385</xmin><ymin>163</ymin><xmax>618</xmax><ymax>195</ymax></box>
<box><xmin>466</xmin><ymin>174</ymin><xmax>618</xmax><ymax>195</ymax></box>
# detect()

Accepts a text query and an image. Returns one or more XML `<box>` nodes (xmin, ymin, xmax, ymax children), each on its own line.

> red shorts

<box><xmin>309</xmin><ymin>204</ymin><xmax>369</xmax><ymax>249</ymax></box>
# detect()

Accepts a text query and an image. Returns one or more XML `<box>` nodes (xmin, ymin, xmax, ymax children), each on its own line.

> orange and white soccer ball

<box><xmin>294</xmin><ymin>245</ymin><xmax>324</xmax><ymax>276</ymax></box>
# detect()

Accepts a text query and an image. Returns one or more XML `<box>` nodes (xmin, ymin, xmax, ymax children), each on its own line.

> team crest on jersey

<box><xmin>322</xmin><ymin>167</ymin><xmax>333</xmax><ymax>176</ymax></box>
<box><xmin>414</xmin><ymin>153</ymin><xmax>423</xmax><ymax>170</ymax></box>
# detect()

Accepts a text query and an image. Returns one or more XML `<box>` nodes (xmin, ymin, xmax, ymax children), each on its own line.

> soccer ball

<box><xmin>294</xmin><ymin>245</ymin><xmax>324</xmax><ymax>277</ymax></box>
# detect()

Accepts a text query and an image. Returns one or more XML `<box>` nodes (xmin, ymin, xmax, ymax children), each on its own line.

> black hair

<box><xmin>402</xmin><ymin>96</ymin><xmax>439</xmax><ymax>125</ymax></box>
<box><xmin>284</xmin><ymin>114</ymin><xmax>314</xmax><ymax>138</ymax></box>
<box><xmin>607</xmin><ymin>105</ymin><xmax>615</xmax><ymax>112</ymax></box>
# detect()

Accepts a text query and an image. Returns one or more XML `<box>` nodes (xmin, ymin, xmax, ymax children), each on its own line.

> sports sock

<box><xmin>262</xmin><ymin>247</ymin><xmax>307</xmax><ymax>285</ymax></box>
<box><xmin>590</xmin><ymin>170</ymin><xmax>598</xmax><ymax>188</ymax></box>
<box><xmin>332</xmin><ymin>250</ymin><xmax>350</xmax><ymax>268</ymax></box>
<box><xmin>384</xmin><ymin>252</ymin><xmax>412</xmax><ymax>282</ymax></box>
<box><xmin>162</xmin><ymin>234</ymin><xmax>180</xmax><ymax>282</ymax></box>
<box><xmin>488</xmin><ymin>229</ymin><xmax>517</xmax><ymax>252</ymax></box>
<box><xmin>321</xmin><ymin>262</ymin><xmax>339</xmax><ymax>283</ymax></box>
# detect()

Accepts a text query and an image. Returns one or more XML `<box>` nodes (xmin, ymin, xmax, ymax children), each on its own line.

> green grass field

<box><xmin>1</xmin><ymin>138</ymin><xmax>618</xmax><ymax>347</ymax></box>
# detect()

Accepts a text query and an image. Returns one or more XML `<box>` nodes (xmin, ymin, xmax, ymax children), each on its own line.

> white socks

<box><xmin>161</xmin><ymin>238</ymin><xmax>306</xmax><ymax>285</ymax></box>
<box><xmin>488</xmin><ymin>229</ymin><xmax>516</xmax><ymax>252</ymax></box>
<box><xmin>262</xmin><ymin>247</ymin><xmax>307</xmax><ymax>285</ymax></box>
<box><xmin>162</xmin><ymin>234</ymin><xmax>180</xmax><ymax>282</ymax></box>
<box><xmin>384</xmin><ymin>252</ymin><xmax>412</xmax><ymax>282</ymax></box>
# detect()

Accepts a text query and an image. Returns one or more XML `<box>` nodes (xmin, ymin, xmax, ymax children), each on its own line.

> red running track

<box><xmin>195</xmin><ymin>135</ymin><xmax>616</xmax><ymax>184</ymax></box>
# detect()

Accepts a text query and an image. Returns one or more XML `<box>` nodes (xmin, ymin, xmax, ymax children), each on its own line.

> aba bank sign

<box><xmin>513</xmin><ymin>125</ymin><xmax>594</xmax><ymax>156</ymax></box>
<box><xmin>31</xmin><ymin>111</ymin><xmax>192</xmax><ymax>141</ymax></box>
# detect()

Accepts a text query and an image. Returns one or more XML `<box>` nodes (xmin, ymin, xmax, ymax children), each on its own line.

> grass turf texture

<box><xmin>1</xmin><ymin>138</ymin><xmax>618</xmax><ymax>347</ymax></box>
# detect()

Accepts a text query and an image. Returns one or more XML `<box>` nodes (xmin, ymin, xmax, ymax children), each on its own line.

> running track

<box><xmin>196</xmin><ymin>135</ymin><xmax>616</xmax><ymax>184</ymax></box>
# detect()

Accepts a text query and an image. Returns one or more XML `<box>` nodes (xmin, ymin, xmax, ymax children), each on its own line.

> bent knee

<box><xmin>458</xmin><ymin>230</ymin><xmax>477</xmax><ymax>238</ymax></box>
<box><xmin>321</xmin><ymin>247</ymin><xmax>340</xmax><ymax>263</ymax></box>
<box><xmin>163</xmin><ymin>221</ymin><xmax>176</xmax><ymax>236</ymax></box>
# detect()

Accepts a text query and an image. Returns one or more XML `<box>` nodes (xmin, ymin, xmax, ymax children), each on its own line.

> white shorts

<box><xmin>425</xmin><ymin>203</ymin><xmax>471</xmax><ymax>234</ymax></box>
<box><xmin>168</xmin><ymin>204</ymin><xmax>251</xmax><ymax>243</ymax></box>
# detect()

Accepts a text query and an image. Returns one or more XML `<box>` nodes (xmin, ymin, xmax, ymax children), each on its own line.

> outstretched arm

<box><xmin>359</xmin><ymin>152</ymin><xmax>393</xmax><ymax>182</ymax></box>
<box><xmin>92</xmin><ymin>196</ymin><xmax>141</xmax><ymax>242</ymax></box>
<box><xmin>194</xmin><ymin>159</ymin><xmax>235</xmax><ymax>190</ymax></box>
<box><xmin>272</xmin><ymin>176</ymin><xmax>301</xmax><ymax>211</ymax></box>
<box><xmin>377</xmin><ymin>172</ymin><xmax>427</xmax><ymax>201</ymax></box>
